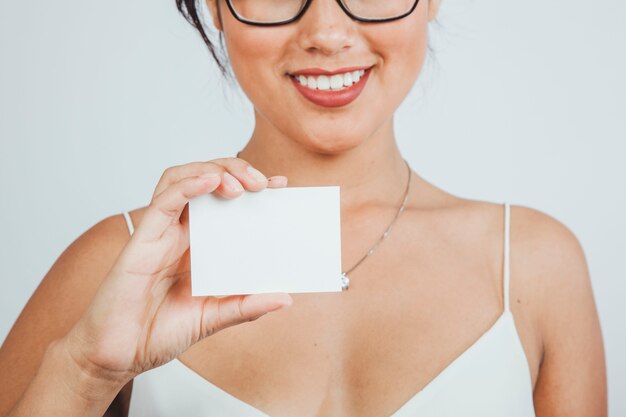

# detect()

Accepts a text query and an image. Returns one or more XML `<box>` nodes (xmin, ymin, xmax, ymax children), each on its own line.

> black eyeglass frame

<box><xmin>221</xmin><ymin>0</ymin><xmax>421</xmax><ymax>27</ymax></box>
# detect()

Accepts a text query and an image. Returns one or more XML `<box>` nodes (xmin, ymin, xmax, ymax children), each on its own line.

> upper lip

<box><xmin>288</xmin><ymin>65</ymin><xmax>373</xmax><ymax>76</ymax></box>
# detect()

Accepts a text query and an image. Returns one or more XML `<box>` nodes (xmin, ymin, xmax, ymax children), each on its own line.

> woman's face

<box><xmin>207</xmin><ymin>0</ymin><xmax>440</xmax><ymax>154</ymax></box>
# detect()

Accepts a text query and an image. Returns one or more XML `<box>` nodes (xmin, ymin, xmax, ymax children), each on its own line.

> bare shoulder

<box><xmin>456</xmin><ymin>198</ymin><xmax>605</xmax><ymax>413</ymax></box>
<box><xmin>508</xmin><ymin>203</ymin><xmax>592</xmax><ymax>314</ymax></box>
<box><xmin>0</xmin><ymin>206</ymin><xmax>147</xmax><ymax>416</ymax></box>
<box><xmin>508</xmin><ymin>203</ymin><xmax>607</xmax><ymax>415</ymax></box>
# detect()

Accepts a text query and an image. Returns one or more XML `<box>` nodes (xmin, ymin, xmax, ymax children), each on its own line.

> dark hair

<box><xmin>176</xmin><ymin>0</ymin><xmax>229</xmax><ymax>76</ymax></box>
<box><xmin>175</xmin><ymin>0</ymin><xmax>441</xmax><ymax>79</ymax></box>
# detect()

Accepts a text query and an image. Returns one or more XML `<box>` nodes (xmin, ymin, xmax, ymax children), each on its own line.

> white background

<box><xmin>1</xmin><ymin>0</ymin><xmax>624</xmax><ymax>414</ymax></box>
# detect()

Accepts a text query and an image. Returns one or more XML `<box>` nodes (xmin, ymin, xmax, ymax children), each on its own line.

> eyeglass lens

<box><xmin>228</xmin><ymin>0</ymin><xmax>417</xmax><ymax>24</ymax></box>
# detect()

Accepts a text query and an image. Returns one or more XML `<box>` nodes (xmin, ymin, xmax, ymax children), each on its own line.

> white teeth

<box><xmin>317</xmin><ymin>75</ymin><xmax>331</xmax><ymax>91</ymax></box>
<box><xmin>330</xmin><ymin>74</ymin><xmax>344</xmax><ymax>90</ymax></box>
<box><xmin>292</xmin><ymin>68</ymin><xmax>369</xmax><ymax>91</ymax></box>
<box><xmin>343</xmin><ymin>72</ymin><xmax>353</xmax><ymax>87</ymax></box>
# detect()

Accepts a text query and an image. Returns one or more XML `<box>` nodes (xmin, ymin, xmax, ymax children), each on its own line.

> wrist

<box><xmin>48</xmin><ymin>336</ymin><xmax>131</xmax><ymax>402</ymax></box>
<box><xmin>6</xmin><ymin>339</ymin><xmax>130</xmax><ymax>417</ymax></box>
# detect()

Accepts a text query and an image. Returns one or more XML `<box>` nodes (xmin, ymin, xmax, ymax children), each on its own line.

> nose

<box><xmin>296</xmin><ymin>0</ymin><xmax>356</xmax><ymax>56</ymax></box>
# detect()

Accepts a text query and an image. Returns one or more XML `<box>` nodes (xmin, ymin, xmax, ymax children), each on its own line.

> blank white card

<box><xmin>188</xmin><ymin>186</ymin><xmax>343</xmax><ymax>296</ymax></box>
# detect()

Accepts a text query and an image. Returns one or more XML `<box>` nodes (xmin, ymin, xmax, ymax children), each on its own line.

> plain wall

<box><xmin>1</xmin><ymin>0</ymin><xmax>624</xmax><ymax>414</ymax></box>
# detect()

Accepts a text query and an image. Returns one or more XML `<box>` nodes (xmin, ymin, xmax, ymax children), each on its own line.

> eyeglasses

<box><xmin>222</xmin><ymin>0</ymin><xmax>420</xmax><ymax>26</ymax></box>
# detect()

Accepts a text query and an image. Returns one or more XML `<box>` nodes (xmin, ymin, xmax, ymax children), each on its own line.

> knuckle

<box><xmin>150</xmin><ymin>199</ymin><xmax>176</xmax><ymax>219</ymax></box>
<box><xmin>212</xmin><ymin>299</ymin><xmax>224</xmax><ymax>334</ymax></box>
<box><xmin>209</xmin><ymin>157</ymin><xmax>232</xmax><ymax>165</ymax></box>
<box><xmin>213</xmin><ymin>156</ymin><xmax>247</xmax><ymax>169</ymax></box>
<box><xmin>151</xmin><ymin>188</ymin><xmax>181</xmax><ymax>212</ymax></box>
<box><xmin>237</xmin><ymin>160</ymin><xmax>252</xmax><ymax>172</ymax></box>
<box><xmin>206</xmin><ymin>300</ymin><xmax>220</xmax><ymax>337</ymax></box>
<box><xmin>203</xmin><ymin>161</ymin><xmax>225</xmax><ymax>175</ymax></box>
<box><xmin>236</xmin><ymin>296</ymin><xmax>246</xmax><ymax>321</ymax></box>
<box><xmin>161</xmin><ymin>165</ymin><xmax>177</xmax><ymax>178</ymax></box>
<box><xmin>179</xmin><ymin>183</ymin><xmax>197</xmax><ymax>201</ymax></box>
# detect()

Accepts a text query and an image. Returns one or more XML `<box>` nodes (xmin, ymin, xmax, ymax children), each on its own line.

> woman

<box><xmin>0</xmin><ymin>0</ymin><xmax>607</xmax><ymax>416</ymax></box>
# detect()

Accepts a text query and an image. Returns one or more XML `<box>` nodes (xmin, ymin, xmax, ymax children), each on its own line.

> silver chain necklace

<box><xmin>236</xmin><ymin>152</ymin><xmax>412</xmax><ymax>291</ymax></box>
<box><xmin>340</xmin><ymin>159</ymin><xmax>411</xmax><ymax>290</ymax></box>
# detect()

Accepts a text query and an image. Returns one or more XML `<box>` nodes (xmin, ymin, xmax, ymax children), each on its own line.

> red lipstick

<box><xmin>290</xmin><ymin>66</ymin><xmax>371</xmax><ymax>76</ymax></box>
<box><xmin>289</xmin><ymin>68</ymin><xmax>372</xmax><ymax>108</ymax></box>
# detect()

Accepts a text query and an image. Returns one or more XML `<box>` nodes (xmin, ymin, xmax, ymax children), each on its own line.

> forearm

<box><xmin>6</xmin><ymin>339</ymin><xmax>126</xmax><ymax>417</ymax></box>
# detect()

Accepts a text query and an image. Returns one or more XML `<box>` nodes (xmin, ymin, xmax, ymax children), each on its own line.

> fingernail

<box><xmin>275</xmin><ymin>293</ymin><xmax>293</xmax><ymax>308</ymax></box>
<box><xmin>268</xmin><ymin>176</ymin><xmax>288</xmax><ymax>185</ymax></box>
<box><xmin>246</xmin><ymin>166</ymin><xmax>267</xmax><ymax>182</ymax></box>
<box><xmin>223</xmin><ymin>172</ymin><xmax>243</xmax><ymax>192</ymax></box>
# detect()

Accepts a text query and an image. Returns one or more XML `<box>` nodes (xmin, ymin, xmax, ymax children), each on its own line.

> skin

<box><xmin>0</xmin><ymin>0</ymin><xmax>607</xmax><ymax>416</ymax></box>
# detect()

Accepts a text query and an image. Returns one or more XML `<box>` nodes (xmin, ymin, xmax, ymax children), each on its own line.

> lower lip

<box><xmin>289</xmin><ymin>69</ymin><xmax>371</xmax><ymax>108</ymax></box>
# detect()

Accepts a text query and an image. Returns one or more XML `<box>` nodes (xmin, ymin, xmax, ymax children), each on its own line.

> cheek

<box><xmin>223</xmin><ymin>27</ymin><xmax>288</xmax><ymax>97</ymax></box>
<box><xmin>224</xmin><ymin>28</ymin><xmax>273</xmax><ymax>67</ymax></box>
<box><xmin>366</xmin><ymin>19</ymin><xmax>429</xmax><ymax>97</ymax></box>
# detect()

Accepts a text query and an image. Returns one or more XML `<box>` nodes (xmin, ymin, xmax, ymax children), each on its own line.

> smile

<box><xmin>291</xmin><ymin>70</ymin><xmax>366</xmax><ymax>91</ymax></box>
<box><xmin>287</xmin><ymin>67</ymin><xmax>372</xmax><ymax>108</ymax></box>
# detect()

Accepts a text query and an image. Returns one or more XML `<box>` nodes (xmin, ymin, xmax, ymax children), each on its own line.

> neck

<box><xmin>236</xmin><ymin>115</ymin><xmax>411</xmax><ymax>212</ymax></box>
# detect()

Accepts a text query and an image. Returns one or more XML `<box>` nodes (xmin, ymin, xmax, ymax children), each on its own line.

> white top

<box><xmin>122</xmin><ymin>202</ymin><xmax>536</xmax><ymax>416</ymax></box>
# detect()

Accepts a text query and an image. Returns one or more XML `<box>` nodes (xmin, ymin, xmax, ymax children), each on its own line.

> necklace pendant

<box><xmin>341</xmin><ymin>272</ymin><xmax>350</xmax><ymax>291</ymax></box>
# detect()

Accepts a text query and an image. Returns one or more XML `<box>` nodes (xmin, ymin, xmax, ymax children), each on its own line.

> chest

<box><xmin>176</xmin><ymin>265</ymin><xmax>514</xmax><ymax>417</ymax></box>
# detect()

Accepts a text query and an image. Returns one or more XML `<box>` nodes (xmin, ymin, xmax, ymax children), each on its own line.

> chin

<box><xmin>291</xmin><ymin>129</ymin><xmax>368</xmax><ymax>156</ymax></box>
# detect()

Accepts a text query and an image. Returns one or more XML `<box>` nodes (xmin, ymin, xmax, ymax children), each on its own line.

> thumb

<box><xmin>200</xmin><ymin>292</ymin><xmax>293</xmax><ymax>338</ymax></box>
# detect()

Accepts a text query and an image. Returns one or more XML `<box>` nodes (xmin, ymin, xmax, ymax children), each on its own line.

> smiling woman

<box><xmin>194</xmin><ymin>0</ymin><xmax>434</xmax><ymax>155</ymax></box>
<box><xmin>0</xmin><ymin>0</ymin><xmax>608</xmax><ymax>416</ymax></box>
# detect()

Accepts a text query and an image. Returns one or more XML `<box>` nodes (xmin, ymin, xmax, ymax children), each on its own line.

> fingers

<box><xmin>152</xmin><ymin>158</ymin><xmax>287</xmax><ymax>201</ymax></box>
<box><xmin>267</xmin><ymin>176</ymin><xmax>288</xmax><ymax>188</ymax></box>
<box><xmin>135</xmin><ymin>174</ymin><xmax>222</xmax><ymax>242</ymax></box>
<box><xmin>137</xmin><ymin>157</ymin><xmax>288</xmax><ymax>242</ymax></box>
<box><xmin>201</xmin><ymin>293</ymin><xmax>293</xmax><ymax>338</ymax></box>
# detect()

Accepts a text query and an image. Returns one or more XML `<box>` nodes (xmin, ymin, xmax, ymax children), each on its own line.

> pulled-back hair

<box><xmin>175</xmin><ymin>0</ymin><xmax>229</xmax><ymax>75</ymax></box>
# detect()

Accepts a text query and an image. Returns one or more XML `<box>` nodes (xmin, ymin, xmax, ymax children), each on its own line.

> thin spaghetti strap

<box><xmin>122</xmin><ymin>211</ymin><xmax>135</xmax><ymax>237</ymax></box>
<box><xmin>503</xmin><ymin>202</ymin><xmax>511</xmax><ymax>312</ymax></box>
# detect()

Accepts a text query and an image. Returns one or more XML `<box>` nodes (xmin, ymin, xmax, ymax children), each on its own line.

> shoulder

<box><xmin>70</xmin><ymin>209</ymin><xmax>143</xmax><ymax>261</ymax></box>
<box><xmin>503</xmin><ymin>203</ymin><xmax>593</xmax><ymax>321</ymax></box>
<box><xmin>508</xmin><ymin>203</ymin><xmax>591</xmax><ymax>307</ymax></box>
<box><xmin>53</xmin><ymin>206</ymin><xmax>152</xmax><ymax>295</ymax></box>
<box><xmin>510</xmin><ymin>204</ymin><xmax>606</xmax><ymax>413</ymax></box>
<box><xmin>441</xmin><ymin>197</ymin><xmax>593</xmax><ymax>324</ymax></box>
<box><xmin>52</xmin><ymin>207</ymin><xmax>149</xmax><ymax>274</ymax></box>
<box><xmin>0</xmin><ymin>206</ymin><xmax>148</xmax><ymax>415</ymax></box>
<box><xmin>406</xmin><ymin>193</ymin><xmax>588</xmax><ymax>289</ymax></box>
<box><xmin>510</xmin><ymin>203</ymin><xmax>585</xmax><ymax>261</ymax></box>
